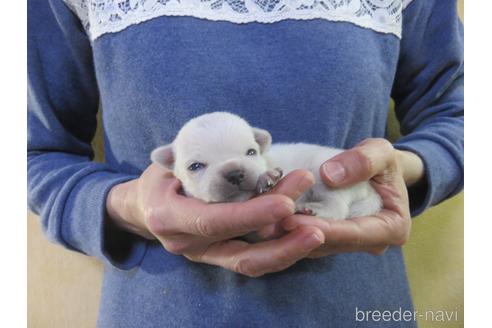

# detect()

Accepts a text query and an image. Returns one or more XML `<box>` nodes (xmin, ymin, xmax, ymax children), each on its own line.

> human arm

<box><xmin>283</xmin><ymin>0</ymin><xmax>463</xmax><ymax>256</ymax></box>
<box><xmin>27</xmin><ymin>0</ymin><xmax>148</xmax><ymax>269</ymax></box>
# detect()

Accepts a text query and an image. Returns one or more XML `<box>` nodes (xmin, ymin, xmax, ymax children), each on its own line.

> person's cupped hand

<box><xmin>280</xmin><ymin>138</ymin><xmax>418</xmax><ymax>258</ymax></box>
<box><xmin>107</xmin><ymin>164</ymin><xmax>324</xmax><ymax>278</ymax></box>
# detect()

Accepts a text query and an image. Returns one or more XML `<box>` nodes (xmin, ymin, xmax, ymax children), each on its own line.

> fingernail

<box><xmin>322</xmin><ymin>162</ymin><xmax>346</xmax><ymax>184</ymax></box>
<box><xmin>303</xmin><ymin>232</ymin><xmax>324</xmax><ymax>251</ymax></box>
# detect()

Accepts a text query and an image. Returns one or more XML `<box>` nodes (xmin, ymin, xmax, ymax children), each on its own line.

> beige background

<box><xmin>27</xmin><ymin>2</ymin><xmax>464</xmax><ymax>327</ymax></box>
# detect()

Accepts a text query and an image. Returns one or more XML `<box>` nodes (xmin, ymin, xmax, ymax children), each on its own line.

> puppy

<box><xmin>151</xmin><ymin>112</ymin><xmax>382</xmax><ymax>220</ymax></box>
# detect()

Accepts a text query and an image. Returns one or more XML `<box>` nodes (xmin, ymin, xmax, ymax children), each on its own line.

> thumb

<box><xmin>320</xmin><ymin>139</ymin><xmax>396</xmax><ymax>188</ymax></box>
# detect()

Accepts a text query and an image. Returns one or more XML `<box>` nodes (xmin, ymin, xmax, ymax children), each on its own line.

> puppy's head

<box><xmin>151</xmin><ymin>112</ymin><xmax>271</xmax><ymax>202</ymax></box>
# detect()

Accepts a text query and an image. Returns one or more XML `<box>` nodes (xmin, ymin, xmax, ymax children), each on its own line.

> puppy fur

<box><xmin>151</xmin><ymin>112</ymin><xmax>382</xmax><ymax>219</ymax></box>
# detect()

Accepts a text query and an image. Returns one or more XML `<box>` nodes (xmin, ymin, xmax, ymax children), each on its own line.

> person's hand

<box><xmin>281</xmin><ymin>138</ymin><xmax>424</xmax><ymax>257</ymax></box>
<box><xmin>106</xmin><ymin>164</ymin><xmax>324</xmax><ymax>277</ymax></box>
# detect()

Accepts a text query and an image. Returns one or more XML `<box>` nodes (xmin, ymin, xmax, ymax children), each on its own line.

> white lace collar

<box><xmin>63</xmin><ymin>0</ymin><xmax>414</xmax><ymax>41</ymax></box>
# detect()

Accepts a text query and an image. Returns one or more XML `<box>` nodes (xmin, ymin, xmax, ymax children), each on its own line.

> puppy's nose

<box><xmin>224</xmin><ymin>169</ymin><xmax>245</xmax><ymax>186</ymax></box>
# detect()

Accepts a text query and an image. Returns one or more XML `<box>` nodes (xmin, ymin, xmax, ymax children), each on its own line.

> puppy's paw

<box><xmin>295</xmin><ymin>206</ymin><xmax>317</xmax><ymax>216</ymax></box>
<box><xmin>296</xmin><ymin>202</ymin><xmax>349</xmax><ymax>220</ymax></box>
<box><xmin>256</xmin><ymin>168</ymin><xmax>283</xmax><ymax>194</ymax></box>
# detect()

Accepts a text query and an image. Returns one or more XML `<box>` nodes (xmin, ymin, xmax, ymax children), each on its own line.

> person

<box><xmin>27</xmin><ymin>0</ymin><xmax>463</xmax><ymax>327</ymax></box>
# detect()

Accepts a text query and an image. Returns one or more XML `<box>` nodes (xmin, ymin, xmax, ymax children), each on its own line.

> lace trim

<box><xmin>63</xmin><ymin>0</ymin><xmax>415</xmax><ymax>41</ymax></box>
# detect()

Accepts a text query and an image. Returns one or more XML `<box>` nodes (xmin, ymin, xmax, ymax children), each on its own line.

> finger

<box><xmin>186</xmin><ymin>226</ymin><xmax>325</xmax><ymax>278</ymax></box>
<box><xmin>254</xmin><ymin>222</ymin><xmax>288</xmax><ymax>241</ymax></box>
<box><xmin>319</xmin><ymin>138</ymin><xmax>397</xmax><ymax>188</ymax></box>
<box><xmin>148</xmin><ymin>183</ymin><xmax>296</xmax><ymax>238</ymax></box>
<box><xmin>156</xmin><ymin>233</ymin><xmax>214</xmax><ymax>255</ymax></box>
<box><xmin>253</xmin><ymin>170</ymin><xmax>315</xmax><ymax>240</ymax></box>
<box><xmin>282</xmin><ymin>210</ymin><xmax>409</xmax><ymax>253</ymax></box>
<box><xmin>266</xmin><ymin>169</ymin><xmax>315</xmax><ymax>201</ymax></box>
<box><xmin>370</xmin><ymin>177</ymin><xmax>410</xmax><ymax>219</ymax></box>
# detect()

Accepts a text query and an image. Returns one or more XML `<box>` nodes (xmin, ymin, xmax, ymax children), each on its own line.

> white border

<box><xmin>0</xmin><ymin>0</ymin><xmax>27</xmax><ymax>326</ymax></box>
<box><xmin>465</xmin><ymin>1</ymin><xmax>491</xmax><ymax>326</ymax></box>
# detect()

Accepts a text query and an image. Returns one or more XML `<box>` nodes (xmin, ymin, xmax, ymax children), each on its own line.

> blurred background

<box><xmin>27</xmin><ymin>1</ymin><xmax>464</xmax><ymax>327</ymax></box>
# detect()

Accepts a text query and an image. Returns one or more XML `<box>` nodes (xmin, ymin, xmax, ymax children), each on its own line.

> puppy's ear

<box><xmin>252</xmin><ymin>128</ymin><xmax>272</xmax><ymax>153</ymax></box>
<box><xmin>151</xmin><ymin>144</ymin><xmax>175</xmax><ymax>169</ymax></box>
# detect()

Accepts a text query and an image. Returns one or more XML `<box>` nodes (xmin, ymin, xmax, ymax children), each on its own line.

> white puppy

<box><xmin>151</xmin><ymin>112</ymin><xmax>382</xmax><ymax>219</ymax></box>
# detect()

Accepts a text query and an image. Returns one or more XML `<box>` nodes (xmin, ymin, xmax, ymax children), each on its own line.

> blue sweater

<box><xmin>28</xmin><ymin>0</ymin><xmax>463</xmax><ymax>327</ymax></box>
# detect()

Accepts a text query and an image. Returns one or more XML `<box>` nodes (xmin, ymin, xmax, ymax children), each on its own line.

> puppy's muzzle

<box><xmin>224</xmin><ymin>169</ymin><xmax>245</xmax><ymax>186</ymax></box>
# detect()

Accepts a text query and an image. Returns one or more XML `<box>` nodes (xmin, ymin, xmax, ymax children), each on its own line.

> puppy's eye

<box><xmin>246</xmin><ymin>149</ymin><xmax>257</xmax><ymax>156</ymax></box>
<box><xmin>188</xmin><ymin>162</ymin><xmax>206</xmax><ymax>172</ymax></box>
